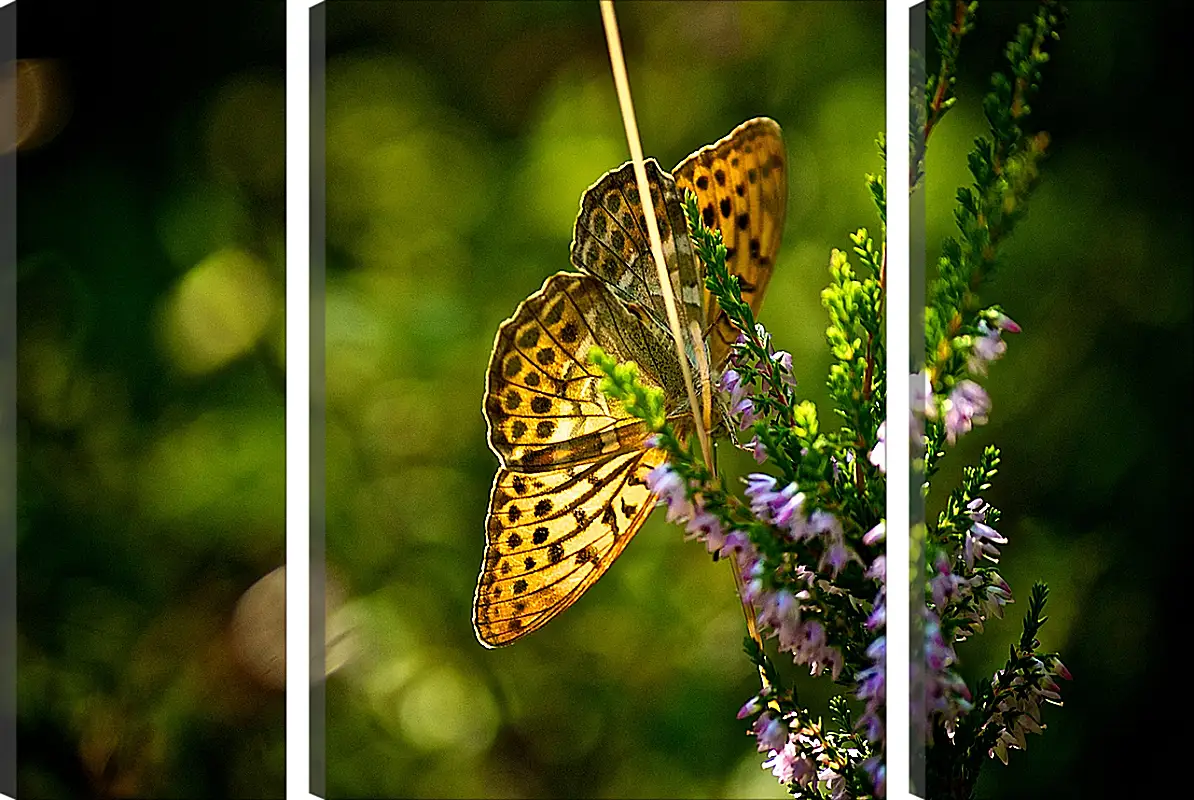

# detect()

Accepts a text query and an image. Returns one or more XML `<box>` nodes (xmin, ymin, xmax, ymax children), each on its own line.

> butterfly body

<box><xmin>474</xmin><ymin>119</ymin><xmax>787</xmax><ymax>647</ymax></box>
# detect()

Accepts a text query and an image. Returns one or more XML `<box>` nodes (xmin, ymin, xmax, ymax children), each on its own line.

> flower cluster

<box><xmin>595</xmin><ymin>192</ymin><xmax>888</xmax><ymax>798</ymax></box>
<box><xmin>763</xmin><ymin>721</ymin><xmax>860</xmax><ymax>798</ymax></box>
<box><xmin>923</xmin><ymin>606</ymin><xmax>971</xmax><ymax>740</ymax></box>
<box><xmin>985</xmin><ymin>649</ymin><xmax>1071</xmax><ymax>765</ymax></box>
<box><xmin>922</xmin><ymin>476</ymin><xmax>1069</xmax><ymax>765</ymax></box>
<box><xmin>643</xmin><ymin>462</ymin><xmax>851</xmax><ymax>682</ymax></box>
<box><xmin>721</xmin><ymin>325</ymin><xmax>799</xmax><ymax>464</ymax></box>
<box><xmin>967</xmin><ymin>311</ymin><xmax>1021</xmax><ymax>376</ymax></box>
<box><xmin>920</xmin><ymin>311</ymin><xmax>1020</xmax><ymax>448</ymax></box>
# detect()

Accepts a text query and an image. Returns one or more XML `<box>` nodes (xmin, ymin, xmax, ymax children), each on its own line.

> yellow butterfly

<box><xmin>473</xmin><ymin>118</ymin><xmax>788</xmax><ymax>647</ymax></box>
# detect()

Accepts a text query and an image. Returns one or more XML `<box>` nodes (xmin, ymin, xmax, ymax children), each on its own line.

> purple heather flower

<box><xmin>913</xmin><ymin>370</ymin><xmax>936</xmax><ymax>420</ymax></box>
<box><xmin>963</xmin><ymin>521</ymin><xmax>1008</xmax><ymax>569</ymax></box>
<box><xmin>785</xmin><ymin>620</ymin><xmax>844</xmax><ymax>680</ymax></box>
<box><xmin>818</xmin><ymin>536</ymin><xmax>858</xmax><ymax>578</ymax></box>
<box><xmin>762</xmin><ymin>741</ymin><xmax>796</xmax><ymax>783</ymax></box>
<box><xmin>866</xmin><ymin>554</ymin><xmax>886</xmax><ymax>583</ymax></box>
<box><xmin>720</xmin><ymin>530</ymin><xmax>760</xmax><ymax>576</ymax></box>
<box><xmin>867</xmin><ymin>593</ymin><xmax>886</xmax><ymax>631</ymax></box>
<box><xmin>865</xmin><ymin>630</ymin><xmax>886</xmax><ymax>663</ymax></box>
<box><xmin>857</xmin><ymin>594</ymin><xmax>886</xmax><ymax>749</ymax></box>
<box><xmin>771</xmin><ymin>485</ymin><xmax>807</xmax><ymax>531</ymax></box>
<box><xmin>743</xmin><ymin>474</ymin><xmax>811</xmax><ymax>540</ymax></box>
<box><xmin>721</xmin><ymin>367</ymin><xmax>742</xmax><ymax>398</ymax></box>
<box><xmin>744</xmin><ymin>473</ymin><xmax>777</xmax><ymax>506</ymax></box>
<box><xmin>757</xmin><ymin>589</ymin><xmax>801</xmax><ymax>645</ymax></box>
<box><xmin>752</xmin><ymin>712</ymin><xmax>788</xmax><ymax>753</ymax></box>
<box><xmin>870</xmin><ymin>421</ymin><xmax>886</xmax><ymax>473</ymax></box>
<box><xmin>733</xmin><ymin>397</ymin><xmax>757</xmax><ymax>429</ymax></box>
<box><xmin>930</xmin><ymin>553</ymin><xmax>964</xmax><ymax>610</ymax></box>
<box><xmin>924</xmin><ymin>612</ymin><xmax>953</xmax><ymax>672</ymax></box>
<box><xmin>863</xmin><ymin>520</ymin><xmax>886</xmax><ymax>546</ymax></box>
<box><xmin>763</xmin><ymin>737</ymin><xmax>815</xmax><ymax>785</ymax></box>
<box><xmin>968</xmin><ymin>321</ymin><xmax>1004</xmax><ymax>375</ymax></box>
<box><xmin>990</xmin><ymin>310</ymin><xmax>1021</xmax><ymax>333</ymax></box>
<box><xmin>644</xmin><ymin>463</ymin><xmax>694</xmax><ymax>523</ymax></box>
<box><xmin>856</xmin><ymin>668</ymin><xmax>885</xmax><ymax>742</ymax></box>
<box><xmin>864</xmin><ymin>757</ymin><xmax>886</xmax><ymax>798</ymax></box>
<box><xmin>808</xmin><ymin>510</ymin><xmax>859</xmax><ymax>577</ymax></box>
<box><xmin>770</xmin><ymin>349</ymin><xmax>798</xmax><ymax>390</ymax></box>
<box><xmin>685</xmin><ymin>510</ymin><xmax>726</xmax><ymax>556</ymax></box>
<box><xmin>975</xmin><ymin>574</ymin><xmax>1013</xmax><ymax>622</ymax></box>
<box><xmin>720</xmin><ymin>366</ymin><xmax>758</xmax><ymax>430</ymax></box>
<box><xmin>943</xmin><ymin>380</ymin><xmax>990</xmax><ymax>444</ymax></box>
<box><xmin>1049</xmin><ymin>656</ymin><xmax>1073</xmax><ymax>682</ymax></box>
<box><xmin>737</xmin><ymin>694</ymin><xmax>763</xmax><ymax>720</ymax></box>
<box><xmin>968</xmin><ymin>313</ymin><xmax>1021</xmax><ymax>376</ymax></box>
<box><xmin>740</xmin><ymin>557</ymin><xmax>768</xmax><ymax>606</ymax></box>
<box><xmin>965</xmin><ymin>497</ymin><xmax>989</xmax><ymax>522</ymax></box>
<box><xmin>819</xmin><ymin>768</ymin><xmax>849</xmax><ymax>800</ymax></box>
<box><xmin>744</xmin><ymin>434</ymin><xmax>768</xmax><ymax>463</ymax></box>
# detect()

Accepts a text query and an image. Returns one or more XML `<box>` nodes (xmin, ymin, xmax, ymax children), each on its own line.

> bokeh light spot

<box><xmin>161</xmin><ymin>248</ymin><xmax>276</xmax><ymax>375</ymax></box>
<box><xmin>398</xmin><ymin>664</ymin><xmax>498</xmax><ymax>755</ymax></box>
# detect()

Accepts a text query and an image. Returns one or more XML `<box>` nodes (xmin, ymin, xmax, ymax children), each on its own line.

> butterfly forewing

<box><xmin>473</xmin><ymin>447</ymin><xmax>665</xmax><ymax>647</ymax></box>
<box><xmin>571</xmin><ymin>159</ymin><xmax>706</xmax><ymax>347</ymax></box>
<box><xmin>484</xmin><ymin>272</ymin><xmax>685</xmax><ymax>471</ymax></box>
<box><xmin>672</xmin><ymin>117</ymin><xmax>788</xmax><ymax>368</ymax></box>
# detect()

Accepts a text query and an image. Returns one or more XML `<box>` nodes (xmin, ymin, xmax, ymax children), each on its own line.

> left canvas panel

<box><xmin>4</xmin><ymin>2</ymin><xmax>287</xmax><ymax>797</ymax></box>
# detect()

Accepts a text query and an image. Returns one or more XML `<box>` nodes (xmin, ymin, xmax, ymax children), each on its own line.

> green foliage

<box><xmin>924</xmin><ymin>0</ymin><xmax>1066</xmax><ymax>406</ymax></box>
<box><xmin>866</xmin><ymin>134</ymin><xmax>887</xmax><ymax>227</ymax></box>
<box><xmin>934</xmin><ymin>445</ymin><xmax>1001</xmax><ymax>544</ymax></box>
<box><xmin>587</xmin><ymin>347</ymin><xmax>667</xmax><ymax>431</ymax></box>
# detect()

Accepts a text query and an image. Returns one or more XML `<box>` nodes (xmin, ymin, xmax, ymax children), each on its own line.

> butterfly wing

<box><xmin>483</xmin><ymin>272</ymin><xmax>684</xmax><ymax>471</ymax></box>
<box><xmin>473</xmin><ymin>447</ymin><xmax>665</xmax><ymax>647</ymax></box>
<box><xmin>477</xmin><ymin>273</ymin><xmax>682</xmax><ymax>646</ymax></box>
<box><xmin>570</xmin><ymin>158</ymin><xmax>706</xmax><ymax>352</ymax></box>
<box><xmin>672</xmin><ymin>117</ymin><xmax>788</xmax><ymax>369</ymax></box>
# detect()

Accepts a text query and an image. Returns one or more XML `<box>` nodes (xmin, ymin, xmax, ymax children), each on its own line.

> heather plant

<box><xmin>591</xmin><ymin>153</ymin><xmax>888</xmax><ymax>797</ymax></box>
<box><xmin>915</xmin><ymin>1</ymin><xmax>1070</xmax><ymax>797</ymax></box>
<box><xmin>588</xmin><ymin>3</ymin><xmax>1070</xmax><ymax>798</ymax></box>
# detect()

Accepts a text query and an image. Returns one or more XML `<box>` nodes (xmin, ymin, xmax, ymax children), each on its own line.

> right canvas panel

<box><xmin>914</xmin><ymin>1</ymin><xmax>1191</xmax><ymax>797</ymax></box>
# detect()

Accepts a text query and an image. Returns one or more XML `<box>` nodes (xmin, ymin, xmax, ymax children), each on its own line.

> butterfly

<box><xmin>473</xmin><ymin>118</ymin><xmax>788</xmax><ymax>647</ymax></box>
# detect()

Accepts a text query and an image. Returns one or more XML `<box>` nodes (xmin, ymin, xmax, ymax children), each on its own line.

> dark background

<box><xmin>15</xmin><ymin>2</ymin><xmax>286</xmax><ymax>797</ymax></box>
<box><xmin>320</xmin><ymin>1</ymin><xmax>883</xmax><ymax>798</ymax></box>
<box><xmin>924</xmin><ymin>1</ymin><xmax>1192</xmax><ymax>797</ymax></box>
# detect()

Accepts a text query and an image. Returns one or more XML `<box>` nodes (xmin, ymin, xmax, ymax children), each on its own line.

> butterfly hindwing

<box><xmin>473</xmin><ymin>447</ymin><xmax>666</xmax><ymax>647</ymax></box>
<box><xmin>672</xmin><ymin>117</ymin><xmax>788</xmax><ymax>368</ymax></box>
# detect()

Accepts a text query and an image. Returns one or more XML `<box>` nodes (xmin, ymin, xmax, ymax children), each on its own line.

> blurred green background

<box><xmin>923</xmin><ymin>2</ymin><xmax>1191</xmax><ymax>797</ymax></box>
<box><xmin>321</xmin><ymin>1</ymin><xmax>883</xmax><ymax>798</ymax></box>
<box><xmin>15</xmin><ymin>3</ymin><xmax>286</xmax><ymax>798</ymax></box>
